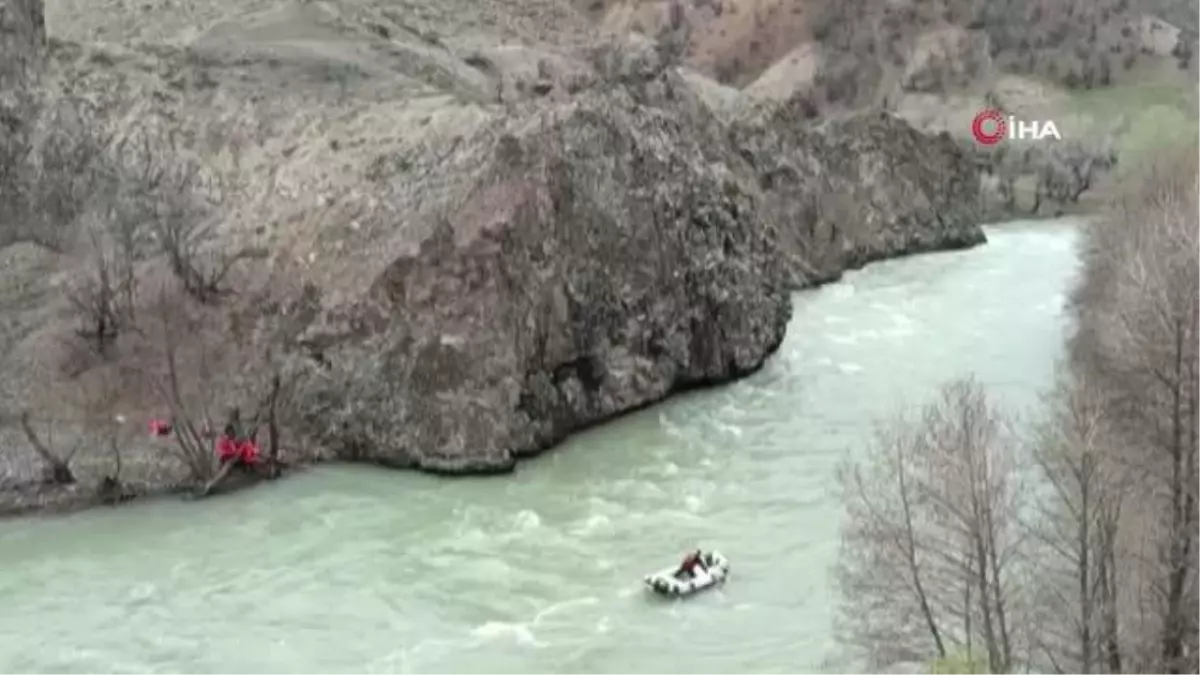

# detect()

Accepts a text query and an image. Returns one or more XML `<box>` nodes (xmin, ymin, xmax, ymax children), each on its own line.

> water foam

<box><xmin>712</xmin><ymin>420</ymin><xmax>743</xmax><ymax>438</ymax></box>
<box><xmin>512</xmin><ymin>510</ymin><xmax>542</xmax><ymax>531</ymax></box>
<box><xmin>532</xmin><ymin>596</ymin><xmax>600</xmax><ymax>625</ymax></box>
<box><xmin>471</xmin><ymin>621</ymin><xmax>542</xmax><ymax>647</ymax></box>
<box><xmin>571</xmin><ymin>514</ymin><xmax>614</xmax><ymax>536</ymax></box>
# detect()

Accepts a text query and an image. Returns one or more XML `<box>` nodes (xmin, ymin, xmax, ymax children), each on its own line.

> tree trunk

<box><xmin>1079</xmin><ymin>453</ymin><xmax>1093</xmax><ymax>673</ymax></box>
<box><xmin>197</xmin><ymin>458</ymin><xmax>238</xmax><ymax>497</ymax></box>
<box><xmin>898</xmin><ymin>450</ymin><xmax>946</xmax><ymax>659</ymax></box>
<box><xmin>19</xmin><ymin>412</ymin><xmax>74</xmax><ymax>484</ymax></box>
<box><xmin>1161</xmin><ymin>319</ymin><xmax>1193</xmax><ymax>674</ymax></box>
<box><xmin>266</xmin><ymin>374</ymin><xmax>282</xmax><ymax>479</ymax></box>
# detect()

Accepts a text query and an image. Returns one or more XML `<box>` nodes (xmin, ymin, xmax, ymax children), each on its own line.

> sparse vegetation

<box><xmin>16</xmin><ymin>411</ymin><xmax>79</xmax><ymax>484</ymax></box>
<box><xmin>978</xmin><ymin>134</ymin><xmax>1119</xmax><ymax>219</ymax></box>
<box><xmin>0</xmin><ymin>95</ymin><xmax>112</xmax><ymax>252</ymax></box>
<box><xmin>0</xmin><ymin>82</ymin><xmax>289</xmax><ymax>512</ymax></box>
<box><xmin>837</xmin><ymin>142</ymin><xmax>1199</xmax><ymax>673</ymax></box>
<box><xmin>835</xmin><ymin>377</ymin><xmax>1022</xmax><ymax>672</ymax></box>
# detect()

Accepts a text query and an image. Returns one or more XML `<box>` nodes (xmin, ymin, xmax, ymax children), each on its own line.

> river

<box><xmin>0</xmin><ymin>220</ymin><xmax>1081</xmax><ymax>674</ymax></box>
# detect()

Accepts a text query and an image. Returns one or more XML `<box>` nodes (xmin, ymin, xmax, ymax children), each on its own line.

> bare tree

<box><xmin>15</xmin><ymin>411</ymin><xmax>79</xmax><ymax>484</ymax></box>
<box><xmin>115</xmin><ymin>128</ymin><xmax>262</xmax><ymax>305</ymax></box>
<box><xmin>1044</xmin><ymin>139</ymin><xmax>1117</xmax><ymax>204</ymax></box>
<box><xmin>921</xmin><ymin>378</ymin><xmax>1021</xmax><ymax>674</ymax></box>
<box><xmin>115</xmin><ymin>282</ymin><xmax>292</xmax><ymax>492</ymax></box>
<box><xmin>195</xmin><ymin>373</ymin><xmax>286</xmax><ymax>496</ymax></box>
<box><xmin>123</xmin><ymin>288</ymin><xmax>220</xmax><ymax>484</ymax></box>
<box><xmin>69</xmin><ymin>365</ymin><xmax>141</xmax><ymax>502</ymax></box>
<box><xmin>1027</xmin><ymin>369</ymin><xmax>1126</xmax><ymax>673</ymax></box>
<box><xmin>836</xmin><ymin>411</ymin><xmax>949</xmax><ymax>668</ymax></box>
<box><xmin>65</xmin><ymin>216</ymin><xmax>136</xmax><ymax>354</ymax></box>
<box><xmin>1070</xmin><ymin>145</ymin><xmax>1200</xmax><ymax>674</ymax></box>
<box><xmin>837</xmin><ymin>377</ymin><xmax>1023</xmax><ymax>672</ymax></box>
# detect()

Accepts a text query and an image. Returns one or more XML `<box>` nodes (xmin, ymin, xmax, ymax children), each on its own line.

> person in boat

<box><xmin>674</xmin><ymin>549</ymin><xmax>708</xmax><ymax>580</ymax></box>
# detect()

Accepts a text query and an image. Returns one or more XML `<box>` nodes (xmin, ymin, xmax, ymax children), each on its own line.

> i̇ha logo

<box><xmin>971</xmin><ymin>108</ymin><xmax>1062</xmax><ymax>145</ymax></box>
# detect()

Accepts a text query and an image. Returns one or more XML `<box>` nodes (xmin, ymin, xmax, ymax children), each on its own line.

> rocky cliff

<box><xmin>291</xmin><ymin>87</ymin><xmax>792</xmax><ymax>472</ymax></box>
<box><xmin>0</xmin><ymin>0</ymin><xmax>982</xmax><ymax>483</ymax></box>
<box><xmin>732</xmin><ymin>98</ymin><xmax>985</xmax><ymax>284</ymax></box>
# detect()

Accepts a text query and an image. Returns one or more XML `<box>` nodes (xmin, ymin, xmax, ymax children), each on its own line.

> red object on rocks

<box><xmin>240</xmin><ymin>440</ymin><xmax>261</xmax><ymax>464</ymax></box>
<box><xmin>148</xmin><ymin>419</ymin><xmax>172</xmax><ymax>437</ymax></box>
<box><xmin>216</xmin><ymin>435</ymin><xmax>238</xmax><ymax>461</ymax></box>
<box><xmin>216</xmin><ymin>435</ymin><xmax>260</xmax><ymax>464</ymax></box>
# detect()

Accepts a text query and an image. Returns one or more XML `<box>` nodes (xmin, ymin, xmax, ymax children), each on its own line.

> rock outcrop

<box><xmin>291</xmin><ymin>87</ymin><xmax>791</xmax><ymax>472</ymax></box>
<box><xmin>0</xmin><ymin>0</ymin><xmax>983</xmax><ymax>481</ymax></box>
<box><xmin>732</xmin><ymin>96</ymin><xmax>985</xmax><ymax>284</ymax></box>
<box><xmin>278</xmin><ymin>63</ymin><xmax>981</xmax><ymax>472</ymax></box>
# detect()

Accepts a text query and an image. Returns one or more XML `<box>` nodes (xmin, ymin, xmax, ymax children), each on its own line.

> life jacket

<box><xmin>216</xmin><ymin>435</ymin><xmax>240</xmax><ymax>461</ymax></box>
<box><xmin>148</xmin><ymin>419</ymin><xmax>172</xmax><ymax>437</ymax></box>
<box><xmin>216</xmin><ymin>435</ymin><xmax>261</xmax><ymax>464</ymax></box>
<box><xmin>239</xmin><ymin>439</ymin><xmax>261</xmax><ymax>464</ymax></box>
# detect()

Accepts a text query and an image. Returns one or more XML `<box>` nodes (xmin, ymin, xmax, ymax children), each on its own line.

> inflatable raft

<box><xmin>643</xmin><ymin>551</ymin><xmax>730</xmax><ymax>597</ymax></box>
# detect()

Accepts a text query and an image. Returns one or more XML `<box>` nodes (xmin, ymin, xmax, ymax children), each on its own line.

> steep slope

<box><xmin>1</xmin><ymin>0</ymin><xmax>981</xmax><ymax>495</ymax></box>
<box><xmin>288</xmin><ymin>82</ymin><xmax>792</xmax><ymax>471</ymax></box>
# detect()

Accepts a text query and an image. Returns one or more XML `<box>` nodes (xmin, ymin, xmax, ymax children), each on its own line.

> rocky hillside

<box><xmin>0</xmin><ymin>0</ymin><xmax>982</xmax><ymax>496</ymax></box>
<box><xmin>584</xmin><ymin>0</ymin><xmax>1197</xmax><ymax>93</ymax></box>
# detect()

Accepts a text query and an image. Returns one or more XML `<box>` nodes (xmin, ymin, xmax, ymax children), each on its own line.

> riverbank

<box><xmin>0</xmin><ymin>214</ymin><xmax>988</xmax><ymax>520</ymax></box>
<box><xmin>0</xmin><ymin>221</ymin><xmax>1083</xmax><ymax>672</ymax></box>
<box><xmin>3</xmin><ymin>0</ymin><xmax>993</xmax><ymax>518</ymax></box>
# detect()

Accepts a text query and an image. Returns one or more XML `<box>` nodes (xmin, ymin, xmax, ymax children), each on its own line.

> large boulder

<box><xmin>287</xmin><ymin>88</ymin><xmax>790</xmax><ymax>472</ymax></box>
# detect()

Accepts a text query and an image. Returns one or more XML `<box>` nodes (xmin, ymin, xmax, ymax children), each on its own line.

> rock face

<box><xmin>732</xmin><ymin>96</ymin><xmax>985</xmax><ymax>284</ymax></box>
<box><xmin>285</xmin><ymin>70</ymin><xmax>981</xmax><ymax>472</ymax></box>
<box><xmin>1</xmin><ymin>0</ymin><xmax>984</xmax><ymax>478</ymax></box>
<box><xmin>0</xmin><ymin>0</ymin><xmax>45</xmax><ymax>91</ymax></box>
<box><xmin>290</xmin><ymin>82</ymin><xmax>791</xmax><ymax>472</ymax></box>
